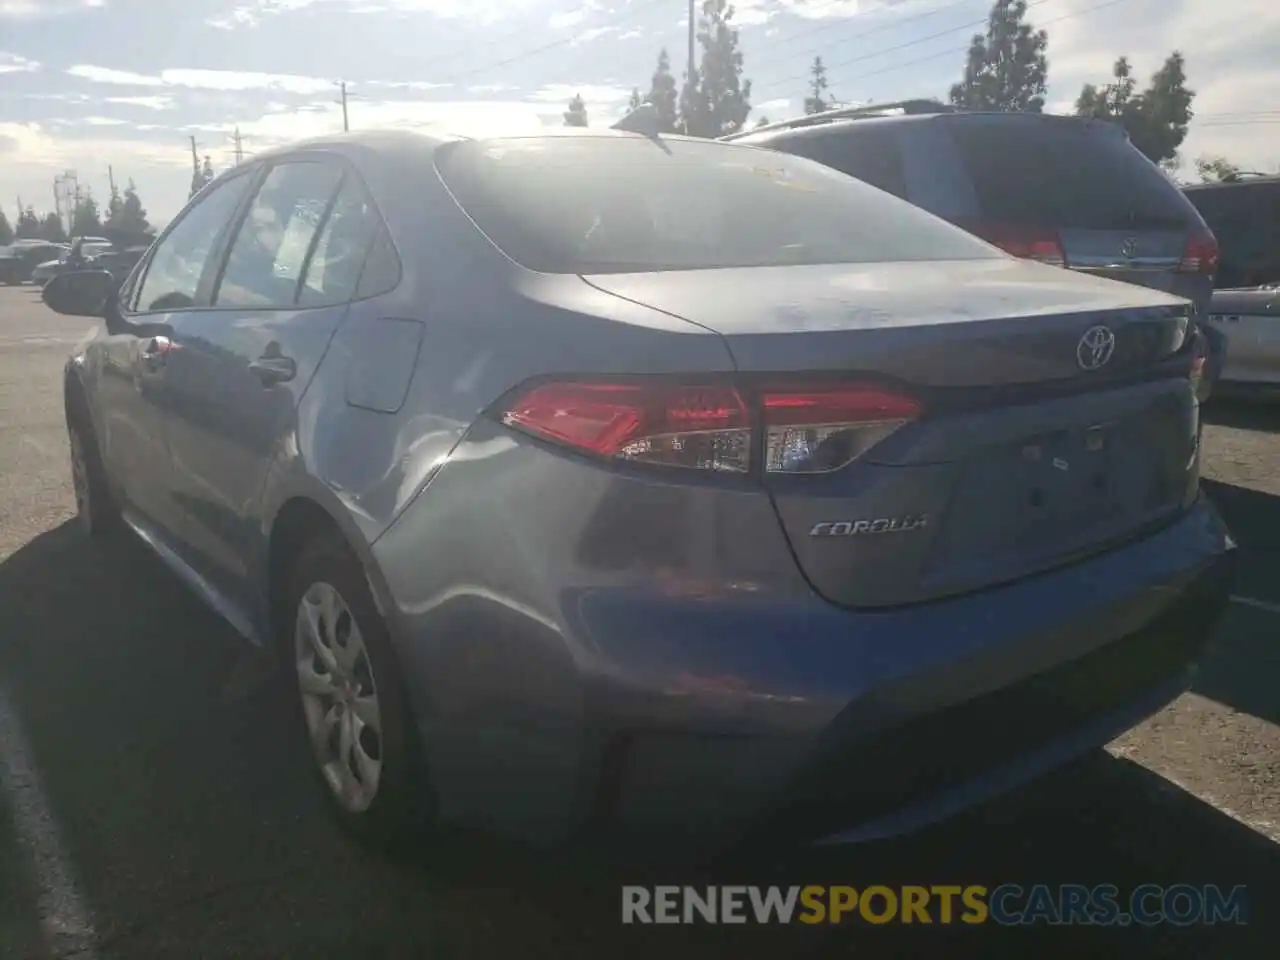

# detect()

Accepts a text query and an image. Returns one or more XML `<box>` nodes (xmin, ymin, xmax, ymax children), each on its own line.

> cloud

<box><xmin>0</xmin><ymin>0</ymin><xmax>103</xmax><ymax>18</ymax></box>
<box><xmin>206</xmin><ymin>0</ymin><xmax>544</xmax><ymax>28</ymax></box>
<box><xmin>67</xmin><ymin>65</ymin><xmax>163</xmax><ymax>86</ymax></box>
<box><xmin>0</xmin><ymin>52</ymin><xmax>39</xmax><ymax>74</ymax></box>
<box><xmin>105</xmin><ymin>96</ymin><xmax>176</xmax><ymax>110</ymax></box>
<box><xmin>755</xmin><ymin>98</ymin><xmax>791</xmax><ymax>113</ymax></box>
<box><xmin>67</xmin><ymin>64</ymin><xmax>335</xmax><ymax>95</ymax></box>
<box><xmin>528</xmin><ymin>83</ymin><xmax>632</xmax><ymax>105</ymax></box>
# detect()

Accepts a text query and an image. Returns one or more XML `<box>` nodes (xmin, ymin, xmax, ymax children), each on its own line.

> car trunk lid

<box><xmin>583</xmin><ymin>259</ymin><xmax>1200</xmax><ymax>607</ymax></box>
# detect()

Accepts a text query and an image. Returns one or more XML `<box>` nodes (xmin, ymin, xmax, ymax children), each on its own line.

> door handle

<box><xmin>249</xmin><ymin>354</ymin><xmax>297</xmax><ymax>385</ymax></box>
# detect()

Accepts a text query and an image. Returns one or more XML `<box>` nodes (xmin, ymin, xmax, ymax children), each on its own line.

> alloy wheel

<box><xmin>294</xmin><ymin>581</ymin><xmax>384</xmax><ymax>813</ymax></box>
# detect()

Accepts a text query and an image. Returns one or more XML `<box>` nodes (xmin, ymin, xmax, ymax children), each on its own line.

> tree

<box><xmin>755</xmin><ymin>115</ymin><xmax>770</xmax><ymax>128</ymax></box>
<box><xmin>680</xmin><ymin>0</ymin><xmax>753</xmax><ymax>138</ymax></box>
<box><xmin>15</xmin><ymin>207</ymin><xmax>40</xmax><ymax>240</ymax></box>
<box><xmin>645</xmin><ymin>48</ymin><xmax>680</xmax><ymax>133</ymax></box>
<box><xmin>563</xmin><ymin>93</ymin><xmax>588</xmax><ymax>127</ymax></box>
<box><xmin>71</xmin><ymin>194</ymin><xmax>103</xmax><ymax>237</ymax></box>
<box><xmin>804</xmin><ymin>56</ymin><xmax>831</xmax><ymax>115</ymax></box>
<box><xmin>0</xmin><ymin>209</ymin><xmax>12</xmax><ymax>246</ymax></box>
<box><xmin>104</xmin><ymin>179</ymin><xmax>153</xmax><ymax>246</ymax></box>
<box><xmin>1075</xmin><ymin>52</ymin><xmax>1194</xmax><ymax>165</ymax></box>
<box><xmin>949</xmin><ymin>0</ymin><xmax>1048</xmax><ymax>113</ymax></box>
<box><xmin>106</xmin><ymin>180</ymin><xmax>124</xmax><ymax>225</ymax></box>
<box><xmin>1195</xmin><ymin>155</ymin><xmax>1243</xmax><ymax>183</ymax></box>
<box><xmin>38</xmin><ymin>212</ymin><xmax>67</xmax><ymax>243</ymax></box>
<box><xmin>628</xmin><ymin>88</ymin><xmax>643</xmax><ymax>111</ymax></box>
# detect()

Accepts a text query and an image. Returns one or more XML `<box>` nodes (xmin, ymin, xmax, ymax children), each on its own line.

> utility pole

<box><xmin>687</xmin><ymin>0</ymin><xmax>696</xmax><ymax>85</ymax></box>
<box><xmin>336</xmin><ymin>81</ymin><xmax>350</xmax><ymax>132</ymax></box>
<box><xmin>232</xmin><ymin>127</ymin><xmax>245</xmax><ymax>165</ymax></box>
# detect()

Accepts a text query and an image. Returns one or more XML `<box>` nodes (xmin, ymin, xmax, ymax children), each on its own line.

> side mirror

<box><xmin>42</xmin><ymin>270</ymin><xmax>118</xmax><ymax>319</ymax></box>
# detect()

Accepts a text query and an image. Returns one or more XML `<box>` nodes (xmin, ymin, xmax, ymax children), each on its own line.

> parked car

<box><xmin>1183</xmin><ymin>175</ymin><xmax>1280</xmax><ymax>291</ymax></box>
<box><xmin>30</xmin><ymin>257</ymin><xmax>64</xmax><ymax>286</ymax></box>
<box><xmin>0</xmin><ymin>241</ymin><xmax>68</xmax><ymax>285</ymax></box>
<box><xmin>43</xmin><ymin>128</ymin><xmax>1233</xmax><ymax>858</ymax></box>
<box><xmin>726</xmin><ymin>101</ymin><xmax>1224</xmax><ymax>400</ymax></box>
<box><xmin>1203</xmin><ymin>286</ymin><xmax>1280</xmax><ymax>394</ymax></box>
<box><xmin>90</xmin><ymin>245</ymin><xmax>149</xmax><ymax>286</ymax></box>
<box><xmin>29</xmin><ymin>239</ymin><xmax>117</xmax><ymax>287</ymax></box>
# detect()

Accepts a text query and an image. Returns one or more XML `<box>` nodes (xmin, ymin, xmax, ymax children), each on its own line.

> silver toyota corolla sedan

<box><xmin>43</xmin><ymin>128</ymin><xmax>1233</xmax><ymax>858</ymax></box>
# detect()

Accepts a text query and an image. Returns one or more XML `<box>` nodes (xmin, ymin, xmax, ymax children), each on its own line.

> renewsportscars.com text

<box><xmin>621</xmin><ymin>884</ymin><xmax>1249</xmax><ymax>927</ymax></box>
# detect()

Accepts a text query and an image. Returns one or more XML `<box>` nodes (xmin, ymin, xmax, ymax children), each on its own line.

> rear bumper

<box><xmin>379</xmin><ymin>488</ymin><xmax>1234</xmax><ymax>852</ymax></box>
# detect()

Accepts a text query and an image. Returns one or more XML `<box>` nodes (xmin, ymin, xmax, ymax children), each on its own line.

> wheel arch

<box><xmin>262</xmin><ymin>487</ymin><xmax>399</xmax><ymax>656</ymax></box>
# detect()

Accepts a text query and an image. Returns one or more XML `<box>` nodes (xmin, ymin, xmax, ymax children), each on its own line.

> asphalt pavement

<box><xmin>1</xmin><ymin>285</ymin><xmax>1278</xmax><ymax>959</ymax></box>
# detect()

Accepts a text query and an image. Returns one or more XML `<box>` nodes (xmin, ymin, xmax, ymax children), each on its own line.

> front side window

<box><xmin>134</xmin><ymin>172</ymin><xmax>253</xmax><ymax>313</ymax></box>
<box><xmin>214</xmin><ymin>161</ymin><xmax>344</xmax><ymax>308</ymax></box>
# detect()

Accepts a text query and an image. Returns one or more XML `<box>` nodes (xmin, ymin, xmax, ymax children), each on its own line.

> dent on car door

<box><xmin>162</xmin><ymin>158</ymin><xmax>387</xmax><ymax>609</ymax></box>
<box><xmin>95</xmin><ymin>170</ymin><xmax>255</xmax><ymax>540</ymax></box>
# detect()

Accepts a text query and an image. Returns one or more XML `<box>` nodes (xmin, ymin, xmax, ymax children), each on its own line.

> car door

<box><xmin>161</xmin><ymin>155</ymin><xmax>387</xmax><ymax>609</ymax></box>
<box><xmin>93</xmin><ymin>169</ymin><xmax>256</xmax><ymax>540</ymax></box>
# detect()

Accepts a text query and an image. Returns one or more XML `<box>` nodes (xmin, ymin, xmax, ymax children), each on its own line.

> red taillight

<box><xmin>501</xmin><ymin>381</ymin><xmax>752</xmax><ymax>472</ymax></box>
<box><xmin>965</xmin><ymin>222</ymin><xmax>1067</xmax><ymax>268</ymax></box>
<box><xmin>1179</xmin><ymin>230</ymin><xmax>1219</xmax><ymax>275</ymax></box>
<box><xmin>499</xmin><ymin>380</ymin><xmax>921</xmax><ymax>475</ymax></box>
<box><xmin>762</xmin><ymin>385</ymin><xmax>921</xmax><ymax>474</ymax></box>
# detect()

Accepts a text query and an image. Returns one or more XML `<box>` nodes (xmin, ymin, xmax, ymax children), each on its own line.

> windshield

<box><xmin>435</xmin><ymin>135</ymin><xmax>1002</xmax><ymax>274</ymax></box>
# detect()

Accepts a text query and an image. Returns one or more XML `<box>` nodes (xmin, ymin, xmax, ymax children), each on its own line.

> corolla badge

<box><xmin>1077</xmin><ymin>325</ymin><xmax>1117</xmax><ymax>371</ymax></box>
<box><xmin>809</xmin><ymin>515</ymin><xmax>928</xmax><ymax>537</ymax></box>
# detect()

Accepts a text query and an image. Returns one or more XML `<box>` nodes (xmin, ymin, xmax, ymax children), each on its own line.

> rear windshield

<box><xmin>435</xmin><ymin>136</ymin><xmax>1000</xmax><ymax>274</ymax></box>
<box><xmin>947</xmin><ymin>119</ymin><xmax>1195</xmax><ymax>231</ymax></box>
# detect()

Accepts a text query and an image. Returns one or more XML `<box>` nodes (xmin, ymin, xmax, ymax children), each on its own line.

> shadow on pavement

<box><xmin>1202</xmin><ymin>398</ymin><xmax>1280</xmax><ymax>434</ymax></box>
<box><xmin>0</xmin><ymin>522</ymin><xmax>1277</xmax><ymax>958</ymax></box>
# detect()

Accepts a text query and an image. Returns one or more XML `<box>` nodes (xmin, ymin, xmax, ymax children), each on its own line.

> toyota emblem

<box><xmin>1120</xmin><ymin>237</ymin><xmax>1138</xmax><ymax>259</ymax></box>
<box><xmin>1077</xmin><ymin>325</ymin><xmax>1117</xmax><ymax>371</ymax></box>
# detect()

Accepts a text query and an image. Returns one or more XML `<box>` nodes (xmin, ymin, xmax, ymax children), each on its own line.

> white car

<box><xmin>1205</xmin><ymin>287</ymin><xmax>1280</xmax><ymax>393</ymax></box>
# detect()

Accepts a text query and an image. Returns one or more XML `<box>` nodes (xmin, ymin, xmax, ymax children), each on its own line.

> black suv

<box><xmin>726</xmin><ymin>99</ymin><xmax>1223</xmax><ymax>396</ymax></box>
<box><xmin>1183</xmin><ymin>175</ymin><xmax>1280</xmax><ymax>290</ymax></box>
<box><xmin>727</xmin><ymin>100</ymin><xmax>1219</xmax><ymax>317</ymax></box>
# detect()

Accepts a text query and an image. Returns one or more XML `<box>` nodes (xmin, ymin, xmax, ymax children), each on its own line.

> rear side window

<box><xmin>297</xmin><ymin>177</ymin><xmax>384</xmax><ymax>307</ymax></box>
<box><xmin>947</xmin><ymin>119</ymin><xmax>1194</xmax><ymax>231</ymax></box>
<box><xmin>435</xmin><ymin>136</ymin><xmax>998</xmax><ymax>274</ymax></box>
<box><xmin>772</xmin><ymin>128</ymin><xmax>908</xmax><ymax>199</ymax></box>
<box><xmin>1185</xmin><ymin>182</ymin><xmax>1280</xmax><ymax>289</ymax></box>
<box><xmin>354</xmin><ymin>226</ymin><xmax>400</xmax><ymax>300</ymax></box>
<box><xmin>215</xmin><ymin>160</ymin><xmax>344</xmax><ymax>309</ymax></box>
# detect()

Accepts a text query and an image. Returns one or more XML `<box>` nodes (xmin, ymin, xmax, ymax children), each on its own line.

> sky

<box><xmin>2</xmin><ymin>0</ymin><xmax>1277</xmax><ymax>227</ymax></box>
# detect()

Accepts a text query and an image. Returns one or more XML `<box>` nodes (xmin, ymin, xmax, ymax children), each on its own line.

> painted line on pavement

<box><xmin>1230</xmin><ymin>594</ymin><xmax>1280</xmax><ymax>616</ymax></box>
<box><xmin>0</xmin><ymin>686</ymin><xmax>99</xmax><ymax>959</ymax></box>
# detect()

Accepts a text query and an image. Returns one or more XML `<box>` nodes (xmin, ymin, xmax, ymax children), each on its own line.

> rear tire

<box><xmin>284</xmin><ymin>533</ymin><xmax>436</xmax><ymax>851</ymax></box>
<box><xmin>67</xmin><ymin>405</ymin><xmax>122</xmax><ymax>541</ymax></box>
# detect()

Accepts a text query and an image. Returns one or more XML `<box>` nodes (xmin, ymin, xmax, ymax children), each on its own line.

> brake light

<box><xmin>1179</xmin><ymin>230</ymin><xmax>1219</xmax><ymax>275</ymax></box>
<box><xmin>762</xmin><ymin>385</ymin><xmax>921</xmax><ymax>474</ymax></box>
<box><xmin>499</xmin><ymin>380</ymin><xmax>922</xmax><ymax>475</ymax></box>
<box><xmin>501</xmin><ymin>381</ymin><xmax>752</xmax><ymax>472</ymax></box>
<box><xmin>966</xmin><ymin>222</ymin><xmax>1066</xmax><ymax>268</ymax></box>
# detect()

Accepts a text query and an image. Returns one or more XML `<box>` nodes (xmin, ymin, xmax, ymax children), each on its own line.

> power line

<box><xmin>777</xmin><ymin>0</ymin><xmax>1139</xmax><ymax>97</ymax></box>
<box><xmin>424</xmin><ymin>0</ymin><xmax>660</xmax><ymax>87</ymax></box>
<box><xmin>746</xmin><ymin>0</ymin><xmax>979</xmax><ymax>76</ymax></box>
<box><xmin>756</xmin><ymin>0</ymin><xmax>1064</xmax><ymax>97</ymax></box>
